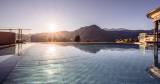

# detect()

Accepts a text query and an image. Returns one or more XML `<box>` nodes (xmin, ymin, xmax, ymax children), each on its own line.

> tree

<box><xmin>74</xmin><ymin>35</ymin><xmax>81</xmax><ymax>42</ymax></box>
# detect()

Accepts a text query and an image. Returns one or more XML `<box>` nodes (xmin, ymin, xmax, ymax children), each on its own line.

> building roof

<box><xmin>147</xmin><ymin>7</ymin><xmax>160</xmax><ymax>21</ymax></box>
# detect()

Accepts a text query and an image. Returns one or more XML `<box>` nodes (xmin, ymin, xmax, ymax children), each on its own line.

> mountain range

<box><xmin>31</xmin><ymin>25</ymin><xmax>153</xmax><ymax>42</ymax></box>
<box><xmin>103</xmin><ymin>28</ymin><xmax>128</xmax><ymax>31</ymax></box>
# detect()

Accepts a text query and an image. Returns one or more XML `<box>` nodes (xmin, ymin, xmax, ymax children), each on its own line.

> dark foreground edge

<box><xmin>0</xmin><ymin>55</ymin><xmax>22</xmax><ymax>84</ymax></box>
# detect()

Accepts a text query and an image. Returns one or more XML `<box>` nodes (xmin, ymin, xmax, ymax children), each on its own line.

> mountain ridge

<box><xmin>31</xmin><ymin>25</ymin><xmax>153</xmax><ymax>42</ymax></box>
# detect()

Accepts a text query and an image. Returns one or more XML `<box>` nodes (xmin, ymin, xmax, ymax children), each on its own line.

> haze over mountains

<box><xmin>31</xmin><ymin>25</ymin><xmax>153</xmax><ymax>42</ymax></box>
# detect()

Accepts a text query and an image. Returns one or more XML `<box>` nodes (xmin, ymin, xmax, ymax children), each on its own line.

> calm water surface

<box><xmin>1</xmin><ymin>43</ymin><xmax>160</xmax><ymax>84</ymax></box>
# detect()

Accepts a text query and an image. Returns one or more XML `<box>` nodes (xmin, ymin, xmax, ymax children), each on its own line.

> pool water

<box><xmin>1</xmin><ymin>43</ymin><xmax>160</xmax><ymax>84</ymax></box>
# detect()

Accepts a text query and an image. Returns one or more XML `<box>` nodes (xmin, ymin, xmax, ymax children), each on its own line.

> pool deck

<box><xmin>0</xmin><ymin>55</ymin><xmax>22</xmax><ymax>83</ymax></box>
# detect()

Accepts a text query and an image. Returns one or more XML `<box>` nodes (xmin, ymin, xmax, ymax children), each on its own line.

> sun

<box><xmin>47</xmin><ymin>24</ymin><xmax>57</xmax><ymax>32</ymax></box>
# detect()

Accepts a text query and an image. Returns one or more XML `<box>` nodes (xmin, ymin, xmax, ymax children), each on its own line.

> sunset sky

<box><xmin>0</xmin><ymin>0</ymin><xmax>160</xmax><ymax>33</ymax></box>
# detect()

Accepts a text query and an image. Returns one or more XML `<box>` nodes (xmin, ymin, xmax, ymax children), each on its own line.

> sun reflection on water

<box><xmin>44</xmin><ymin>46</ymin><xmax>63</xmax><ymax>59</ymax></box>
<box><xmin>44</xmin><ymin>69</ymin><xmax>57</xmax><ymax>75</ymax></box>
<box><xmin>46</xmin><ymin>46</ymin><xmax>56</xmax><ymax>54</ymax></box>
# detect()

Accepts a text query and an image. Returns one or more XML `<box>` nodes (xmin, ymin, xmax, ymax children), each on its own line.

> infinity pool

<box><xmin>1</xmin><ymin>43</ymin><xmax>160</xmax><ymax>84</ymax></box>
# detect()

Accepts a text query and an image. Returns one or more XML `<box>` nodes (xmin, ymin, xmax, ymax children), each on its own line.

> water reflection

<box><xmin>3</xmin><ymin>43</ymin><xmax>160</xmax><ymax>84</ymax></box>
<box><xmin>139</xmin><ymin>43</ymin><xmax>160</xmax><ymax>78</ymax></box>
<box><xmin>0</xmin><ymin>45</ymin><xmax>16</xmax><ymax>56</ymax></box>
<box><xmin>44</xmin><ymin>46</ymin><xmax>61</xmax><ymax>59</ymax></box>
<box><xmin>54</xmin><ymin>43</ymin><xmax>139</xmax><ymax>53</ymax></box>
<box><xmin>139</xmin><ymin>44</ymin><xmax>153</xmax><ymax>56</ymax></box>
<box><xmin>138</xmin><ymin>43</ymin><xmax>160</xmax><ymax>65</ymax></box>
<box><xmin>0</xmin><ymin>43</ymin><xmax>24</xmax><ymax>56</ymax></box>
<box><xmin>16</xmin><ymin>43</ymin><xmax>23</xmax><ymax>56</ymax></box>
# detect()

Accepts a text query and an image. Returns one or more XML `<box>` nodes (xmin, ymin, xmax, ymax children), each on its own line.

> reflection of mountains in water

<box><xmin>55</xmin><ymin>43</ymin><xmax>139</xmax><ymax>53</ymax></box>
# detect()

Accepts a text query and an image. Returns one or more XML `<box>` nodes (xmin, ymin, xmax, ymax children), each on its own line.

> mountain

<box><xmin>73</xmin><ymin>25</ymin><xmax>111</xmax><ymax>42</ymax></box>
<box><xmin>72</xmin><ymin>25</ymin><xmax>152</xmax><ymax>42</ymax></box>
<box><xmin>31</xmin><ymin>31</ymin><xmax>73</xmax><ymax>42</ymax></box>
<box><xmin>31</xmin><ymin>25</ymin><xmax>153</xmax><ymax>42</ymax></box>
<box><xmin>103</xmin><ymin>28</ymin><xmax>128</xmax><ymax>31</ymax></box>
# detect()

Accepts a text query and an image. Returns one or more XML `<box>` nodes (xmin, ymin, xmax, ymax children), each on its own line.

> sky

<box><xmin>0</xmin><ymin>0</ymin><xmax>160</xmax><ymax>33</ymax></box>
